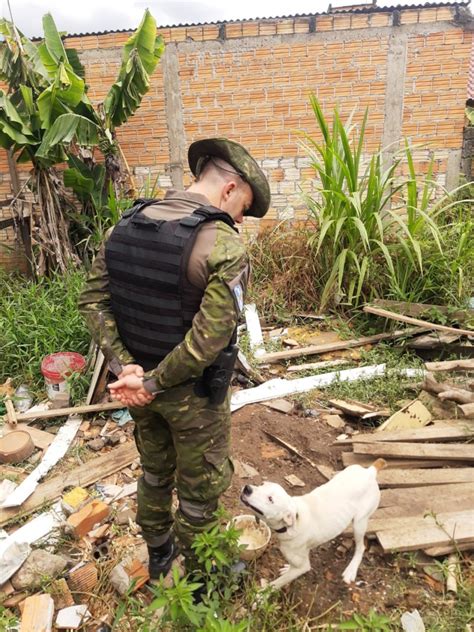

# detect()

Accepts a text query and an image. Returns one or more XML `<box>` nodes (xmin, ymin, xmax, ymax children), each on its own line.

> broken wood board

<box><xmin>2</xmin><ymin>415</ymin><xmax>82</xmax><ymax>508</ymax></box>
<box><xmin>2</xmin><ymin>423</ymin><xmax>54</xmax><ymax>451</ymax></box>
<box><xmin>352</xmin><ymin>441</ymin><xmax>474</xmax><ymax>462</ymax></box>
<box><xmin>379</xmin><ymin>482</ymin><xmax>473</xmax><ymax>508</ymax></box>
<box><xmin>375</xmin><ymin>510</ymin><xmax>474</xmax><ymax>552</ymax></box>
<box><xmin>372</xmin><ymin>299</ymin><xmax>474</xmax><ymax>325</ymax></box>
<box><xmin>408</xmin><ymin>332</ymin><xmax>462</xmax><ymax>349</ymax></box>
<box><xmin>256</xmin><ymin>328</ymin><xmax>424</xmax><ymax>364</ymax></box>
<box><xmin>286</xmin><ymin>359</ymin><xmax>350</xmax><ymax>373</ymax></box>
<box><xmin>328</xmin><ymin>398</ymin><xmax>390</xmax><ymax>419</ymax></box>
<box><xmin>363</xmin><ymin>305</ymin><xmax>473</xmax><ymax>338</ymax></box>
<box><xmin>341</xmin><ymin>452</ymin><xmax>472</xmax><ymax>469</ymax></box>
<box><xmin>2</xmin><ymin>400</ymin><xmax>124</xmax><ymax>424</ymax></box>
<box><xmin>423</xmin><ymin>541</ymin><xmax>474</xmax><ymax>556</ymax></box>
<box><xmin>0</xmin><ymin>442</ymin><xmax>139</xmax><ymax>527</ymax></box>
<box><xmin>337</xmin><ymin>424</ymin><xmax>474</xmax><ymax>445</ymax></box>
<box><xmin>425</xmin><ymin>359</ymin><xmax>474</xmax><ymax>372</ymax></box>
<box><xmin>85</xmin><ymin>348</ymin><xmax>105</xmax><ymax>406</ymax></box>
<box><xmin>376</xmin><ymin>467</ymin><xmax>474</xmax><ymax>488</ymax></box>
<box><xmin>377</xmin><ymin>400</ymin><xmax>432</xmax><ymax>432</ymax></box>
<box><xmin>231</xmin><ymin>365</ymin><xmax>423</xmax><ymax>412</ymax></box>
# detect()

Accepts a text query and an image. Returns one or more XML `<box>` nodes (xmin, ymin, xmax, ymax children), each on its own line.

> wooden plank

<box><xmin>375</xmin><ymin>510</ymin><xmax>474</xmax><ymax>552</ymax></box>
<box><xmin>425</xmin><ymin>359</ymin><xmax>474</xmax><ymax>372</ymax></box>
<box><xmin>372</xmin><ymin>299</ymin><xmax>474</xmax><ymax>324</ymax></box>
<box><xmin>341</xmin><ymin>452</ymin><xmax>471</xmax><ymax>469</ymax></box>
<box><xmin>367</xmin><ymin>494</ymin><xmax>474</xmax><ymax>534</ymax></box>
<box><xmin>256</xmin><ymin>328</ymin><xmax>424</xmax><ymax>364</ymax></box>
<box><xmin>338</xmin><ymin>425</ymin><xmax>474</xmax><ymax>445</ymax></box>
<box><xmin>2</xmin><ymin>424</ymin><xmax>54</xmax><ymax>451</ymax></box>
<box><xmin>2</xmin><ymin>400</ymin><xmax>123</xmax><ymax>424</ymax></box>
<box><xmin>379</xmin><ymin>482</ymin><xmax>473</xmax><ymax>508</ymax></box>
<box><xmin>363</xmin><ymin>305</ymin><xmax>473</xmax><ymax>338</ymax></box>
<box><xmin>353</xmin><ymin>441</ymin><xmax>474</xmax><ymax>462</ymax></box>
<box><xmin>376</xmin><ymin>467</ymin><xmax>474</xmax><ymax>488</ymax></box>
<box><xmin>424</xmin><ymin>541</ymin><xmax>474</xmax><ymax>556</ymax></box>
<box><xmin>0</xmin><ymin>442</ymin><xmax>139</xmax><ymax>527</ymax></box>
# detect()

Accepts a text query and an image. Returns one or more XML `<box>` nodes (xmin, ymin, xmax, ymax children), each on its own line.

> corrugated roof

<box><xmin>60</xmin><ymin>1</ymin><xmax>469</xmax><ymax>39</ymax></box>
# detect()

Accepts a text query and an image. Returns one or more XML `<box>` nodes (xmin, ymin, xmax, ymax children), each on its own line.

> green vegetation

<box><xmin>0</xmin><ymin>10</ymin><xmax>163</xmax><ymax>270</ymax></box>
<box><xmin>0</xmin><ymin>268</ymin><xmax>89</xmax><ymax>392</ymax></box>
<box><xmin>249</xmin><ymin>99</ymin><xmax>473</xmax><ymax>321</ymax></box>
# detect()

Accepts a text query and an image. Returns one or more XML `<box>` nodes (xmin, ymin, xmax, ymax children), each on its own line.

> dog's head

<box><xmin>240</xmin><ymin>482</ymin><xmax>297</xmax><ymax>531</ymax></box>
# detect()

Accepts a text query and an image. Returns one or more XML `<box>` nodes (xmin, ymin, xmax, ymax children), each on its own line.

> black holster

<box><xmin>195</xmin><ymin>342</ymin><xmax>239</xmax><ymax>405</ymax></box>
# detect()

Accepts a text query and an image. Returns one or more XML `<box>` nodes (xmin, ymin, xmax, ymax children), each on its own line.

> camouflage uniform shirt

<box><xmin>78</xmin><ymin>190</ymin><xmax>249</xmax><ymax>390</ymax></box>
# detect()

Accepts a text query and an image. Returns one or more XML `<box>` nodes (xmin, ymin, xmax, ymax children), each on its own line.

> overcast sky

<box><xmin>3</xmin><ymin>0</ymin><xmax>464</xmax><ymax>38</ymax></box>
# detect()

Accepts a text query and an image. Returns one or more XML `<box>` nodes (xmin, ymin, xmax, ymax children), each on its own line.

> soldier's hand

<box><xmin>119</xmin><ymin>364</ymin><xmax>145</xmax><ymax>379</ymax></box>
<box><xmin>108</xmin><ymin>374</ymin><xmax>155</xmax><ymax>407</ymax></box>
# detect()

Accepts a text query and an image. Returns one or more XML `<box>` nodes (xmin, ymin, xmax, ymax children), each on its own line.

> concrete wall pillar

<box><xmin>162</xmin><ymin>44</ymin><xmax>186</xmax><ymax>189</ymax></box>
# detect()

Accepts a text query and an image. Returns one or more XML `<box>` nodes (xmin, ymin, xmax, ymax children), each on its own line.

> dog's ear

<box><xmin>282</xmin><ymin>510</ymin><xmax>296</xmax><ymax>527</ymax></box>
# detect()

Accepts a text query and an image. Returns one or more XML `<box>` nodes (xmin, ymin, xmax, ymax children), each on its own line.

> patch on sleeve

<box><xmin>233</xmin><ymin>283</ymin><xmax>244</xmax><ymax>313</ymax></box>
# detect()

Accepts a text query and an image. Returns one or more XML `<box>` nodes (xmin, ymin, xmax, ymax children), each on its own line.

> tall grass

<box><xmin>0</xmin><ymin>269</ymin><xmax>90</xmax><ymax>392</ymax></box>
<box><xmin>303</xmin><ymin>96</ymin><xmax>474</xmax><ymax>310</ymax></box>
<box><xmin>247</xmin><ymin>223</ymin><xmax>322</xmax><ymax>322</ymax></box>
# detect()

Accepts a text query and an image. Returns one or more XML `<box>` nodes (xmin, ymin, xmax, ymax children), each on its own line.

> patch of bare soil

<box><xmin>223</xmin><ymin>404</ymin><xmax>440</xmax><ymax>624</ymax></box>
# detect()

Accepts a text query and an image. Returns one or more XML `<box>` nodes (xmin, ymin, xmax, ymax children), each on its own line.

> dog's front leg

<box><xmin>270</xmin><ymin>550</ymin><xmax>311</xmax><ymax>589</ymax></box>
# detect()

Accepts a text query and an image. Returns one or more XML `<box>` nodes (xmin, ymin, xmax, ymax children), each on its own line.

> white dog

<box><xmin>240</xmin><ymin>459</ymin><xmax>385</xmax><ymax>589</ymax></box>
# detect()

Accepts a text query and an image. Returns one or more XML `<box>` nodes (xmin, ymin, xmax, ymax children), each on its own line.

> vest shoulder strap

<box><xmin>179</xmin><ymin>205</ymin><xmax>237</xmax><ymax>232</ymax></box>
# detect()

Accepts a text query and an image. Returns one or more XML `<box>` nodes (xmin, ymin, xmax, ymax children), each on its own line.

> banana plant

<box><xmin>0</xmin><ymin>10</ymin><xmax>164</xmax><ymax>272</ymax></box>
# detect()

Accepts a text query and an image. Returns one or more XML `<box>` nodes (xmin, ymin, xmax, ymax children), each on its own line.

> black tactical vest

<box><xmin>105</xmin><ymin>199</ymin><xmax>237</xmax><ymax>371</ymax></box>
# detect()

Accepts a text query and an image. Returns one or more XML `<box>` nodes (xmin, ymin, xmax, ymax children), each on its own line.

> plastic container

<box><xmin>41</xmin><ymin>352</ymin><xmax>86</xmax><ymax>401</ymax></box>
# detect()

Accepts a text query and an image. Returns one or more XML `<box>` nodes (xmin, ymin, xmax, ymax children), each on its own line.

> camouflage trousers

<box><xmin>129</xmin><ymin>382</ymin><xmax>233</xmax><ymax>565</ymax></box>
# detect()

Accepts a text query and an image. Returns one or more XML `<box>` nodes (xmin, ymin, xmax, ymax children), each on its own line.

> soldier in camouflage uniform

<box><xmin>79</xmin><ymin>139</ymin><xmax>270</xmax><ymax>579</ymax></box>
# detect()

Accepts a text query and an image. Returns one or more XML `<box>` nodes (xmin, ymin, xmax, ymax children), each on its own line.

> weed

<box><xmin>0</xmin><ymin>268</ymin><xmax>89</xmax><ymax>394</ymax></box>
<box><xmin>337</xmin><ymin>609</ymin><xmax>393</xmax><ymax>631</ymax></box>
<box><xmin>246</xmin><ymin>222</ymin><xmax>322</xmax><ymax>323</ymax></box>
<box><xmin>0</xmin><ymin>607</ymin><xmax>18</xmax><ymax>631</ymax></box>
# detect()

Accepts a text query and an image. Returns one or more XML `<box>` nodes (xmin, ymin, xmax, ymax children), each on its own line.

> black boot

<box><xmin>147</xmin><ymin>539</ymin><xmax>179</xmax><ymax>580</ymax></box>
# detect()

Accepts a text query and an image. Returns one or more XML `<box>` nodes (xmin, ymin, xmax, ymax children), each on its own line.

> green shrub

<box><xmin>0</xmin><ymin>268</ymin><xmax>90</xmax><ymax>392</ymax></box>
<box><xmin>301</xmin><ymin>97</ymin><xmax>474</xmax><ymax>311</ymax></box>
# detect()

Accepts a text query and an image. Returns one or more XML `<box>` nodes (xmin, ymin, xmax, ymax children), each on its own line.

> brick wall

<box><xmin>1</xmin><ymin>3</ymin><xmax>472</xmax><ymax>268</ymax></box>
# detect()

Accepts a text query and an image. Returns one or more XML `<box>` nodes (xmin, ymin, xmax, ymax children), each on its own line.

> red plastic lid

<box><xmin>41</xmin><ymin>352</ymin><xmax>86</xmax><ymax>382</ymax></box>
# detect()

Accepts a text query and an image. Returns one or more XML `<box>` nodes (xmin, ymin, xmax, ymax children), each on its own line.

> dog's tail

<box><xmin>371</xmin><ymin>458</ymin><xmax>387</xmax><ymax>474</ymax></box>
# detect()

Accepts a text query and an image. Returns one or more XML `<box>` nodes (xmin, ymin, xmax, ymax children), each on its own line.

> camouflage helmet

<box><xmin>188</xmin><ymin>138</ymin><xmax>271</xmax><ymax>218</ymax></box>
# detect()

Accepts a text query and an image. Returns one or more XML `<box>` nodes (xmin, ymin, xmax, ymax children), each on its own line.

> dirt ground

<box><xmin>223</xmin><ymin>403</ymin><xmax>458</xmax><ymax>625</ymax></box>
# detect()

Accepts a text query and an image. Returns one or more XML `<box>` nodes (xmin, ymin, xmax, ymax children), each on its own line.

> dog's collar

<box><xmin>273</xmin><ymin>512</ymin><xmax>298</xmax><ymax>534</ymax></box>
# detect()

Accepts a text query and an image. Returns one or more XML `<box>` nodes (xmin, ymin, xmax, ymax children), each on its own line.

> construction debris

<box><xmin>256</xmin><ymin>328</ymin><xmax>424</xmax><ymax>364</ymax></box>
<box><xmin>11</xmin><ymin>549</ymin><xmax>68</xmax><ymax>591</ymax></box>
<box><xmin>284</xmin><ymin>474</ymin><xmax>305</xmax><ymax>487</ymax></box>
<box><xmin>377</xmin><ymin>400</ymin><xmax>432</xmax><ymax>432</ymax></box>
<box><xmin>1</xmin><ymin>415</ymin><xmax>82</xmax><ymax>508</ymax></box>
<box><xmin>19</xmin><ymin>593</ymin><xmax>55</xmax><ymax>632</ymax></box>
<box><xmin>328</xmin><ymin>398</ymin><xmax>390</xmax><ymax>420</ymax></box>
<box><xmin>55</xmin><ymin>605</ymin><xmax>91</xmax><ymax>630</ymax></box>
<box><xmin>286</xmin><ymin>358</ymin><xmax>349</xmax><ymax>372</ymax></box>
<box><xmin>363</xmin><ymin>304</ymin><xmax>474</xmax><ymax>337</ymax></box>
<box><xmin>66</xmin><ymin>499</ymin><xmax>110</xmax><ymax>538</ymax></box>
<box><xmin>231</xmin><ymin>364</ymin><xmax>423</xmax><ymax>411</ymax></box>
